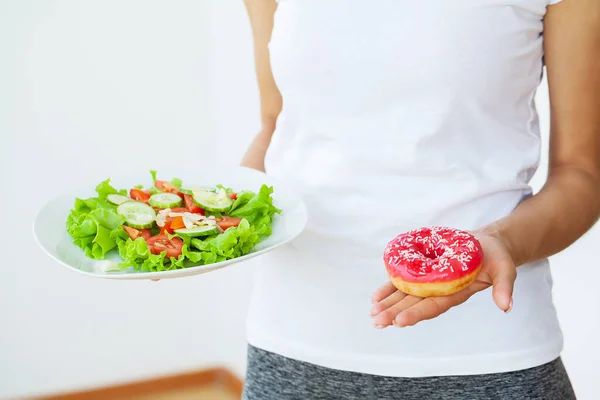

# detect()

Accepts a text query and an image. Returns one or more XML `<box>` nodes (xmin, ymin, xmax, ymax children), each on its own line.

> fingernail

<box><xmin>374</xmin><ymin>324</ymin><xmax>386</xmax><ymax>329</ymax></box>
<box><xmin>370</xmin><ymin>307</ymin><xmax>379</xmax><ymax>316</ymax></box>
<box><xmin>505</xmin><ymin>298</ymin><xmax>513</xmax><ymax>313</ymax></box>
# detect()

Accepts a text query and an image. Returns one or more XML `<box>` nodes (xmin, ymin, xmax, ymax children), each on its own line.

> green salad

<box><xmin>65</xmin><ymin>171</ymin><xmax>280</xmax><ymax>272</ymax></box>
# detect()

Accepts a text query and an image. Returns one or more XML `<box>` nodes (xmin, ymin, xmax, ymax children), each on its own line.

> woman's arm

<box><xmin>482</xmin><ymin>0</ymin><xmax>600</xmax><ymax>267</ymax></box>
<box><xmin>372</xmin><ymin>0</ymin><xmax>600</xmax><ymax>328</ymax></box>
<box><xmin>241</xmin><ymin>0</ymin><xmax>282</xmax><ymax>172</ymax></box>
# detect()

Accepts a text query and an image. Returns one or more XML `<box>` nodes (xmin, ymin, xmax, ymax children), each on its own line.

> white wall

<box><xmin>1</xmin><ymin>1</ymin><xmax>599</xmax><ymax>399</ymax></box>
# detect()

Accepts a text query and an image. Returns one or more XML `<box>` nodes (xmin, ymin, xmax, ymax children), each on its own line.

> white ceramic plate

<box><xmin>33</xmin><ymin>166</ymin><xmax>307</xmax><ymax>280</ymax></box>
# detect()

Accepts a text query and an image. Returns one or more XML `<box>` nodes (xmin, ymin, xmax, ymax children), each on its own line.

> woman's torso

<box><xmin>246</xmin><ymin>0</ymin><xmax>563</xmax><ymax>377</ymax></box>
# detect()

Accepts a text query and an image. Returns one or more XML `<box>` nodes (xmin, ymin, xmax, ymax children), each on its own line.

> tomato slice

<box><xmin>183</xmin><ymin>193</ymin><xmax>204</xmax><ymax>215</ymax></box>
<box><xmin>155</xmin><ymin>181</ymin><xmax>184</xmax><ymax>199</ymax></box>
<box><xmin>146</xmin><ymin>235</ymin><xmax>183</xmax><ymax>258</ymax></box>
<box><xmin>154</xmin><ymin>180</ymin><xmax>179</xmax><ymax>193</ymax></box>
<box><xmin>159</xmin><ymin>225</ymin><xmax>173</xmax><ymax>235</ymax></box>
<box><xmin>130</xmin><ymin>188</ymin><xmax>150</xmax><ymax>203</ymax></box>
<box><xmin>227</xmin><ymin>193</ymin><xmax>238</xmax><ymax>200</ymax></box>
<box><xmin>122</xmin><ymin>225</ymin><xmax>151</xmax><ymax>241</ymax></box>
<box><xmin>122</xmin><ymin>225</ymin><xmax>138</xmax><ymax>239</ymax></box>
<box><xmin>159</xmin><ymin>220</ymin><xmax>175</xmax><ymax>235</ymax></box>
<box><xmin>216</xmin><ymin>216</ymin><xmax>242</xmax><ymax>230</ymax></box>
<box><xmin>170</xmin><ymin>216</ymin><xmax>186</xmax><ymax>230</ymax></box>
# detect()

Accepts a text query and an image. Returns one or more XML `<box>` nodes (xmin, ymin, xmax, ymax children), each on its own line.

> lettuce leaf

<box><xmin>95</xmin><ymin>179</ymin><xmax>127</xmax><ymax>199</ymax></box>
<box><xmin>66</xmin><ymin>179</ymin><xmax>126</xmax><ymax>260</ymax></box>
<box><xmin>190</xmin><ymin>219</ymin><xmax>261</xmax><ymax>264</ymax></box>
<box><xmin>228</xmin><ymin>185</ymin><xmax>281</xmax><ymax>236</ymax></box>
<box><xmin>171</xmin><ymin>177</ymin><xmax>183</xmax><ymax>189</ymax></box>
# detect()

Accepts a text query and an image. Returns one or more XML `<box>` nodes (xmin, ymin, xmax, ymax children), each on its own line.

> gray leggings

<box><xmin>242</xmin><ymin>345</ymin><xmax>576</xmax><ymax>400</ymax></box>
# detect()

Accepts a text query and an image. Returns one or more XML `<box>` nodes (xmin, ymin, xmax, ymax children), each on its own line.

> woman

<box><xmin>240</xmin><ymin>0</ymin><xmax>599</xmax><ymax>399</ymax></box>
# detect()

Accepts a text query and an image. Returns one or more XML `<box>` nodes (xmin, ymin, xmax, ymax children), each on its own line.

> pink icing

<box><xmin>384</xmin><ymin>227</ymin><xmax>483</xmax><ymax>283</ymax></box>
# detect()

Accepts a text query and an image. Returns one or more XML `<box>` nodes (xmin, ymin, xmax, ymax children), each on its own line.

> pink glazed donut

<box><xmin>383</xmin><ymin>227</ymin><xmax>484</xmax><ymax>297</ymax></box>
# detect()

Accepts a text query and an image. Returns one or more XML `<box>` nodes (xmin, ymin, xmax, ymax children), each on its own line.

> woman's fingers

<box><xmin>395</xmin><ymin>290</ymin><xmax>473</xmax><ymax>327</ymax></box>
<box><xmin>370</xmin><ymin>276</ymin><xmax>497</xmax><ymax>328</ymax></box>
<box><xmin>394</xmin><ymin>297</ymin><xmax>445</xmax><ymax>327</ymax></box>
<box><xmin>373</xmin><ymin>295</ymin><xmax>423</xmax><ymax>328</ymax></box>
<box><xmin>371</xmin><ymin>282</ymin><xmax>397</xmax><ymax>303</ymax></box>
<box><xmin>489</xmin><ymin>263</ymin><xmax>517</xmax><ymax>312</ymax></box>
<box><xmin>395</xmin><ymin>280</ymin><xmax>491</xmax><ymax>327</ymax></box>
<box><xmin>371</xmin><ymin>290</ymin><xmax>407</xmax><ymax>317</ymax></box>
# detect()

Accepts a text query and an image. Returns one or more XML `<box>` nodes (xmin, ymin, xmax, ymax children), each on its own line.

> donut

<box><xmin>383</xmin><ymin>227</ymin><xmax>483</xmax><ymax>298</ymax></box>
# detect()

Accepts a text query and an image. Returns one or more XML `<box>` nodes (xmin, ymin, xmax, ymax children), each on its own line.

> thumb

<box><xmin>490</xmin><ymin>263</ymin><xmax>516</xmax><ymax>312</ymax></box>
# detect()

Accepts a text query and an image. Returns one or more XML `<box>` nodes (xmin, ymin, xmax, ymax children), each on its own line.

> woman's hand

<box><xmin>370</xmin><ymin>230</ymin><xmax>517</xmax><ymax>329</ymax></box>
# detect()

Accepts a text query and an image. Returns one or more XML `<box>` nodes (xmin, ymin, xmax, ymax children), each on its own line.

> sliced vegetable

<box><xmin>122</xmin><ymin>225</ymin><xmax>151</xmax><ymax>241</ymax></box>
<box><xmin>130</xmin><ymin>188</ymin><xmax>151</xmax><ymax>202</ymax></box>
<box><xmin>117</xmin><ymin>201</ymin><xmax>156</xmax><ymax>229</ymax></box>
<box><xmin>170</xmin><ymin>216</ymin><xmax>186</xmax><ymax>230</ymax></box>
<box><xmin>174</xmin><ymin>225</ymin><xmax>220</xmax><ymax>238</ymax></box>
<box><xmin>192</xmin><ymin>188</ymin><xmax>233</xmax><ymax>213</ymax></box>
<box><xmin>184</xmin><ymin>193</ymin><xmax>204</xmax><ymax>214</ymax></box>
<box><xmin>216</xmin><ymin>216</ymin><xmax>242</xmax><ymax>230</ymax></box>
<box><xmin>146</xmin><ymin>235</ymin><xmax>183</xmax><ymax>258</ymax></box>
<box><xmin>227</xmin><ymin>193</ymin><xmax>238</xmax><ymax>200</ymax></box>
<box><xmin>160</xmin><ymin>224</ymin><xmax>173</xmax><ymax>235</ymax></box>
<box><xmin>107</xmin><ymin>194</ymin><xmax>132</xmax><ymax>206</ymax></box>
<box><xmin>155</xmin><ymin>180</ymin><xmax>180</xmax><ymax>194</ymax></box>
<box><xmin>148</xmin><ymin>193</ymin><xmax>183</xmax><ymax>208</ymax></box>
<box><xmin>180</xmin><ymin>186</ymin><xmax>214</xmax><ymax>195</ymax></box>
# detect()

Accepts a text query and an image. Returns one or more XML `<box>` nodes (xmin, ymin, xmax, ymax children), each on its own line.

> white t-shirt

<box><xmin>246</xmin><ymin>0</ymin><xmax>565</xmax><ymax>377</ymax></box>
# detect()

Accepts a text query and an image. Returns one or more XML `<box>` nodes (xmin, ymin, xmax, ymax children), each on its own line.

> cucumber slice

<box><xmin>174</xmin><ymin>225</ymin><xmax>220</xmax><ymax>238</ymax></box>
<box><xmin>180</xmin><ymin>186</ymin><xmax>215</xmax><ymax>195</ymax></box>
<box><xmin>107</xmin><ymin>194</ymin><xmax>132</xmax><ymax>206</ymax></box>
<box><xmin>117</xmin><ymin>202</ymin><xmax>156</xmax><ymax>229</ymax></box>
<box><xmin>148</xmin><ymin>193</ymin><xmax>183</xmax><ymax>208</ymax></box>
<box><xmin>192</xmin><ymin>189</ymin><xmax>233</xmax><ymax>212</ymax></box>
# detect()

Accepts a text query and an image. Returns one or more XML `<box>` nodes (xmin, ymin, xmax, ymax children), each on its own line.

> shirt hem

<box><xmin>246</xmin><ymin>325</ymin><xmax>564</xmax><ymax>378</ymax></box>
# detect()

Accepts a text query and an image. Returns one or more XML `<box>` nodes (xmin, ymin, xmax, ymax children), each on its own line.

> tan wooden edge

<box><xmin>31</xmin><ymin>367</ymin><xmax>243</xmax><ymax>400</ymax></box>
